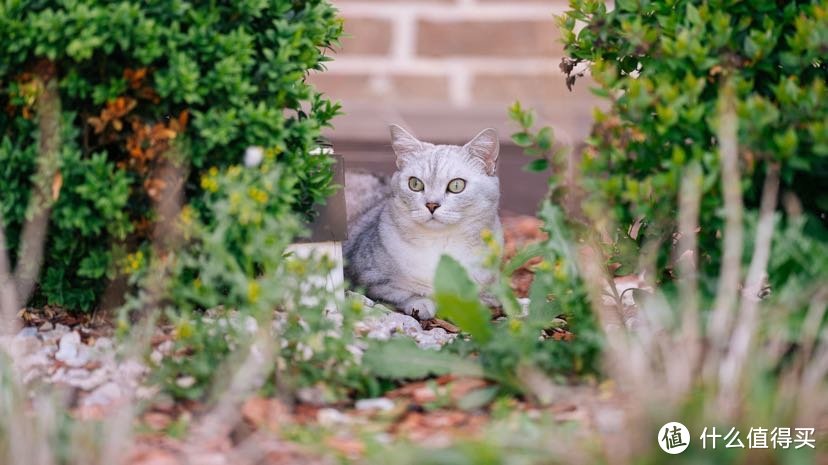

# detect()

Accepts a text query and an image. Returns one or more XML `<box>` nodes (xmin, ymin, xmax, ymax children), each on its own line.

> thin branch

<box><xmin>705</xmin><ymin>80</ymin><xmax>743</xmax><ymax>382</ymax></box>
<box><xmin>676</xmin><ymin>162</ymin><xmax>702</xmax><ymax>392</ymax></box>
<box><xmin>718</xmin><ymin>163</ymin><xmax>779</xmax><ymax>419</ymax></box>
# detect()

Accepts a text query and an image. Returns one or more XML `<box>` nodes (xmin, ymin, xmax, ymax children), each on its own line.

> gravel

<box><xmin>1</xmin><ymin>292</ymin><xmax>455</xmax><ymax>412</ymax></box>
<box><xmin>350</xmin><ymin>292</ymin><xmax>457</xmax><ymax>349</ymax></box>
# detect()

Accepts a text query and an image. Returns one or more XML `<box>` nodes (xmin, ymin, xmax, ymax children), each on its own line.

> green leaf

<box><xmin>362</xmin><ymin>339</ymin><xmax>483</xmax><ymax>379</ymax></box>
<box><xmin>616</xmin><ymin>0</ymin><xmax>638</xmax><ymax>12</ymax></box>
<box><xmin>535</xmin><ymin>127</ymin><xmax>553</xmax><ymax>151</ymax></box>
<box><xmin>503</xmin><ymin>243</ymin><xmax>545</xmax><ymax>276</ymax></box>
<box><xmin>511</xmin><ymin>132</ymin><xmax>533</xmax><ymax>148</ymax></box>
<box><xmin>524</xmin><ymin>158</ymin><xmax>549</xmax><ymax>172</ymax></box>
<box><xmin>434</xmin><ymin>255</ymin><xmax>493</xmax><ymax>344</ymax></box>
<box><xmin>686</xmin><ymin>4</ymin><xmax>702</xmax><ymax>26</ymax></box>
<box><xmin>457</xmin><ymin>386</ymin><xmax>499</xmax><ymax>410</ymax></box>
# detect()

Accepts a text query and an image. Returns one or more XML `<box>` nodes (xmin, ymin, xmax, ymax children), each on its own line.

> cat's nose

<box><xmin>425</xmin><ymin>202</ymin><xmax>441</xmax><ymax>214</ymax></box>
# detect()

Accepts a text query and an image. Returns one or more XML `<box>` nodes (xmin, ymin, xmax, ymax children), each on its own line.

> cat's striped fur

<box><xmin>343</xmin><ymin>125</ymin><xmax>502</xmax><ymax>320</ymax></box>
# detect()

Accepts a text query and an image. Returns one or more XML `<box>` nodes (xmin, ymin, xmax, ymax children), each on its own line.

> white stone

<box><xmin>317</xmin><ymin>408</ymin><xmax>351</xmax><ymax>426</ymax></box>
<box><xmin>83</xmin><ymin>382</ymin><xmax>123</xmax><ymax>407</ymax></box>
<box><xmin>55</xmin><ymin>332</ymin><xmax>91</xmax><ymax>367</ymax></box>
<box><xmin>16</xmin><ymin>326</ymin><xmax>38</xmax><ymax>339</ymax></box>
<box><xmin>55</xmin><ymin>367</ymin><xmax>109</xmax><ymax>390</ymax></box>
<box><xmin>176</xmin><ymin>376</ymin><xmax>196</xmax><ymax>388</ymax></box>
<box><xmin>355</xmin><ymin>397</ymin><xmax>395</xmax><ymax>411</ymax></box>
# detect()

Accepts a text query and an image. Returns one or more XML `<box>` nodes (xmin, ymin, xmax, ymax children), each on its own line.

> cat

<box><xmin>344</xmin><ymin>125</ymin><xmax>503</xmax><ymax>320</ymax></box>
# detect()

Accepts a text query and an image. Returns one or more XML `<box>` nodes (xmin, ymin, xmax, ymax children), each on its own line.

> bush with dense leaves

<box><xmin>0</xmin><ymin>0</ymin><xmax>342</xmax><ymax>311</ymax></box>
<box><xmin>515</xmin><ymin>0</ymin><xmax>827</xmax><ymax>277</ymax></box>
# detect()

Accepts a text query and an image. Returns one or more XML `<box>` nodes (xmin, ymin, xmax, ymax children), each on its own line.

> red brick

<box><xmin>472</xmin><ymin>73</ymin><xmax>598</xmax><ymax>106</ymax></box>
<box><xmin>416</xmin><ymin>19</ymin><xmax>559</xmax><ymax>57</ymax></box>
<box><xmin>339</xmin><ymin>17</ymin><xmax>393</xmax><ymax>55</ymax></box>
<box><xmin>307</xmin><ymin>73</ymin><xmax>450</xmax><ymax>103</ymax></box>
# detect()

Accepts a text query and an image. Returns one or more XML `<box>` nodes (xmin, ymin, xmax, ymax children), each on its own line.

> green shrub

<box><xmin>127</xmin><ymin>156</ymin><xmax>373</xmax><ymax>402</ymax></box>
<box><xmin>0</xmin><ymin>0</ymin><xmax>342</xmax><ymax>311</ymax></box>
<box><xmin>515</xmin><ymin>0</ymin><xmax>827</xmax><ymax>277</ymax></box>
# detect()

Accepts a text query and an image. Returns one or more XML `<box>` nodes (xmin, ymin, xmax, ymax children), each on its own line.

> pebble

<box><xmin>317</xmin><ymin>408</ymin><xmax>351</xmax><ymax>426</ymax></box>
<box><xmin>353</xmin><ymin>294</ymin><xmax>456</xmax><ymax>349</ymax></box>
<box><xmin>83</xmin><ymin>382</ymin><xmax>123</xmax><ymax>407</ymax></box>
<box><xmin>10</xmin><ymin>324</ymin><xmax>147</xmax><ymax>412</ymax></box>
<box><xmin>54</xmin><ymin>367</ymin><xmax>109</xmax><ymax>390</ymax></box>
<box><xmin>413</xmin><ymin>327</ymin><xmax>454</xmax><ymax>350</ymax></box>
<box><xmin>10</xmin><ymin>292</ymin><xmax>457</xmax><ymax>417</ymax></box>
<box><xmin>176</xmin><ymin>376</ymin><xmax>196</xmax><ymax>388</ymax></box>
<box><xmin>346</xmin><ymin>291</ymin><xmax>376</xmax><ymax>308</ymax></box>
<box><xmin>55</xmin><ymin>331</ymin><xmax>91</xmax><ymax>367</ymax></box>
<box><xmin>354</xmin><ymin>397</ymin><xmax>395</xmax><ymax>411</ymax></box>
<box><xmin>17</xmin><ymin>326</ymin><xmax>38</xmax><ymax>339</ymax></box>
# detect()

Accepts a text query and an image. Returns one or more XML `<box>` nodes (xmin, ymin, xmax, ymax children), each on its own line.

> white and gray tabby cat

<box><xmin>344</xmin><ymin>125</ymin><xmax>503</xmax><ymax>320</ymax></box>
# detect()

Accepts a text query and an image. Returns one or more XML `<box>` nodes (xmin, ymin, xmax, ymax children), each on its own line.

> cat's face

<box><xmin>388</xmin><ymin>125</ymin><xmax>500</xmax><ymax>229</ymax></box>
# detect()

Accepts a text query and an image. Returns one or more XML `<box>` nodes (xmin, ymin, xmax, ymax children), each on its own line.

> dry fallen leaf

<box><xmin>447</xmin><ymin>377</ymin><xmax>489</xmax><ymax>402</ymax></box>
<box><xmin>143</xmin><ymin>412</ymin><xmax>173</xmax><ymax>431</ymax></box>
<box><xmin>421</xmin><ymin>318</ymin><xmax>459</xmax><ymax>333</ymax></box>
<box><xmin>241</xmin><ymin>396</ymin><xmax>291</xmax><ymax>432</ymax></box>
<box><xmin>325</xmin><ymin>436</ymin><xmax>365</xmax><ymax>457</ymax></box>
<box><xmin>51</xmin><ymin>171</ymin><xmax>62</xmax><ymax>201</ymax></box>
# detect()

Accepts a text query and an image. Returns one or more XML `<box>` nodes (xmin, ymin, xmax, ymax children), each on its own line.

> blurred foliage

<box><xmin>514</xmin><ymin>0</ymin><xmax>827</xmax><ymax>279</ymax></box>
<box><xmin>0</xmin><ymin>0</ymin><xmax>342</xmax><ymax>311</ymax></box>
<box><xmin>122</xmin><ymin>157</ymin><xmax>375</xmax><ymax>402</ymax></box>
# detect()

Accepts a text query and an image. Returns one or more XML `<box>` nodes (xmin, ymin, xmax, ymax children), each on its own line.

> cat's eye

<box><xmin>447</xmin><ymin>178</ymin><xmax>466</xmax><ymax>193</ymax></box>
<box><xmin>408</xmin><ymin>177</ymin><xmax>425</xmax><ymax>192</ymax></box>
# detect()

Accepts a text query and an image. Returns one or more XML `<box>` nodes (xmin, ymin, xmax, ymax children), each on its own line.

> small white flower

<box><xmin>176</xmin><ymin>376</ymin><xmax>196</xmax><ymax>388</ymax></box>
<box><xmin>244</xmin><ymin>146</ymin><xmax>264</xmax><ymax>167</ymax></box>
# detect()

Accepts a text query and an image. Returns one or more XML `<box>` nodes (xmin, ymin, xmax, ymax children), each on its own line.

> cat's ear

<box><xmin>390</xmin><ymin>124</ymin><xmax>423</xmax><ymax>168</ymax></box>
<box><xmin>464</xmin><ymin>128</ymin><xmax>499</xmax><ymax>175</ymax></box>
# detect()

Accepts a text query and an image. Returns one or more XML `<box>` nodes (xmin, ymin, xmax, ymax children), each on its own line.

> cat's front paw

<box><xmin>402</xmin><ymin>297</ymin><xmax>436</xmax><ymax>320</ymax></box>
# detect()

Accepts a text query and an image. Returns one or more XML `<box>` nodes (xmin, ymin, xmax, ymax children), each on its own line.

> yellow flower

<box><xmin>229</xmin><ymin>191</ymin><xmax>242</xmax><ymax>209</ymax></box>
<box><xmin>481</xmin><ymin>229</ymin><xmax>494</xmax><ymax>242</ymax></box>
<box><xmin>535</xmin><ymin>259</ymin><xmax>552</xmax><ymax>272</ymax></box>
<box><xmin>179</xmin><ymin>205</ymin><xmax>194</xmax><ymax>226</ymax></box>
<box><xmin>174</xmin><ymin>319</ymin><xmax>194</xmax><ymax>340</ymax></box>
<box><xmin>247</xmin><ymin>186</ymin><xmax>268</xmax><ymax>204</ymax></box>
<box><xmin>481</xmin><ymin>228</ymin><xmax>501</xmax><ymax>256</ymax></box>
<box><xmin>247</xmin><ymin>281</ymin><xmax>261</xmax><ymax>303</ymax></box>
<box><xmin>286</xmin><ymin>258</ymin><xmax>306</xmax><ymax>276</ymax></box>
<box><xmin>124</xmin><ymin>251</ymin><xmax>145</xmax><ymax>273</ymax></box>
<box><xmin>200</xmin><ymin>175</ymin><xmax>218</xmax><ymax>193</ymax></box>
<box><xmin>265</xmin><ymin>146</ymin><xmax>282</xmax><ymax>161</ymax></box>
<box><xmin>553</xmin><ymin>260</ymin><xmax>568</xmax><ymax>280</ymax></box>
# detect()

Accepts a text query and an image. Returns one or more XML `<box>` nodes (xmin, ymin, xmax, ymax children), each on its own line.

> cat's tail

<box><xmin>344</xmin><ymin>170</ymin><xmax>391</xmax><ymax>223</ymax></box>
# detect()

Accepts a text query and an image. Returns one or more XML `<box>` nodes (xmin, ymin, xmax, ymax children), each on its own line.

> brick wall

<box><xmin>310</xmin><ymin>0</ymin><xmax>602</xmax><ymax>146</ymax></box>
